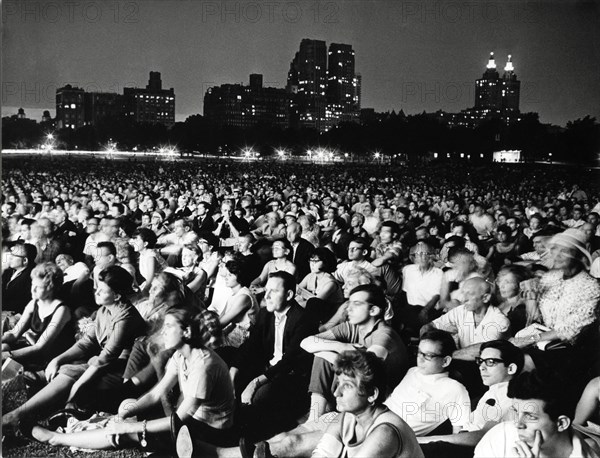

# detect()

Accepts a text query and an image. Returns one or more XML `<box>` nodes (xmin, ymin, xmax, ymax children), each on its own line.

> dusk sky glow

<box><xmin>3</xmin><ymin>0</ymin><xmax>599</xmax><ymax>126</ymax></box>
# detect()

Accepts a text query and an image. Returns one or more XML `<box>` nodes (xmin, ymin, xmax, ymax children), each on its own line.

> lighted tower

<box><xmin>474</xmin><ymin>52</ymin><xmax>502</xmax><ymax>111</ymax></box>
<box><xmin>501</xmin><ymin>54</ymin><xmax>520</xmax><ymax>113</ymax></box>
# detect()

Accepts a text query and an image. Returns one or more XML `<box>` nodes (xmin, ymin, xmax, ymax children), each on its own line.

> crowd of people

<box><xmin>2</xmin><ymin>156</ymin><xmax>600</xmax><ymax>458</ymax></box>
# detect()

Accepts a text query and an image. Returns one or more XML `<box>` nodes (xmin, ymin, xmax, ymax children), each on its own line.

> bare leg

<box><xmin>268</xmin><ymin>429</ymin><xmax>324</xmax><ymax>457</ymax></box>
<box><xmin>32</xmin><ymin>425</ymin><xmax>137</xmax><ymax>450</ymax></box>
<box><xmin>306</xmin><ymin>393</ymin><xmax>331</xmax><ymax>422</ymax></box>
<box><xmin>32</xmin><ymin>417</ymin><xmax>171</xmax><ymax>450</ymax></box>
<box><xmin>2</xmin><ymin>374</ymin><xmax>74</xmax><ymax>427</ymax></box>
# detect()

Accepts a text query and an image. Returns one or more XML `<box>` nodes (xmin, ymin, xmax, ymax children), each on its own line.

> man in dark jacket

<box><xmin>231</xmin><ymin>271</ymin><xmax>316</xmax><ymax>441</ymax></box>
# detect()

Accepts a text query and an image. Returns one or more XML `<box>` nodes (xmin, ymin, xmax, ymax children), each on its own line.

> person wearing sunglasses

<box><xmin>418</xmin><ymin>340</ymin><xmax>525</xmax><ymax>458</ymax></box>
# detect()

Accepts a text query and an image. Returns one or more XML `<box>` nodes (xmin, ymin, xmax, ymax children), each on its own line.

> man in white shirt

<box><xmin>385</xmin><ymin>330</ymin><xmax>471</xmax><ymax>436</ymax></box>
<box><xmin>421</xmin><ymin>277</ymin><xmax>510</xmax><ymax>361</ymax></box>
<box><xmin>400</xmin><ymin>242</ymin><xmax>443</xmax><ymax>334</ymax></box>
<box><xmin>333</xmin><ymin>238</ymin><xmax>379</xmax><ymax>284</ymax></box>
<box><xmin>419</xmin><ymin>340</ymin><xmax>524</xmax><ymax>457</ymax></box>
<box><xmin>475</xmin><ymin>370</ymin><xmax>600</xmax><ymax>458</ymax></box>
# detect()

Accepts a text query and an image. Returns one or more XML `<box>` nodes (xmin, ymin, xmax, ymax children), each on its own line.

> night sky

<box><xmin>2</xmin><ymin>0</ymin><xmax>599</xmax><ymax>126</ymax></box>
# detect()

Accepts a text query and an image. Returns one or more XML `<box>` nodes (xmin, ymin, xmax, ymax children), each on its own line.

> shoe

<box><xmin>17</xmin><ymin>419</ymin><xmax>36</xmax><ymax>439</ymax></box>
<box><xmin>254</xmin><ymin>441</ymin><xmax>274</xmax><ymax>458</ymax></box>
<box><xmin>239</xmin><ymin>436</ymin><xmax>255</xmax><ymax>458</ymax></box>
<box><xmin>175</xmin><ymin>425</ymin><xmax>194</xmax><ymax>458</ymax></box>
<box><xmin>47</xmin><ymin>407</ymin><xmax>92</xmax><ymax>431</ymax></box>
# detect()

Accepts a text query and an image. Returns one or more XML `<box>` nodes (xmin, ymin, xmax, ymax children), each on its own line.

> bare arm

<box><xmin>186</xmin><ymin>268</ymin><xmax>207</xmax><ymax>294</ymax></box>
<box><xmin>8</xmin><ymin>306</ymin><xmax>71</xmax><ymax>362</ymax></box>
<box><xmin>575</xmin><ymin>377</ymin><xmax>600</xmax><ymax>425</ymax></box>
<box><xmin>452</xmin><ymin>343</ymin><xmax>482</xmax><ymax>361</ymax></box>
<box><xmin>219</xmin><ymin>294</ymin><xmax>251</xmax><ymax>328</ymax></box>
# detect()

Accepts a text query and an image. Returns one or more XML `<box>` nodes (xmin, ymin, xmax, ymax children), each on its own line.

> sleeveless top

<box><xmin>314</xmin><ymin>407</ymin><xmax>423</xmax><ymax>458</ymax></box>
<box><xmin>28</xmin><ymin>299</ymin><xmax>74</xmax><ymax>359</ymax></box>
<box><xmin>221</xmin><ymin>287</ymin><xmax>259</xmax><ymax>348</ymax></box>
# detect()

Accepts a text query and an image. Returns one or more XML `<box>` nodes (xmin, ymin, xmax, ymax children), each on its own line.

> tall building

<box><xmin>287</xmin><ymin>39</ymin><xmax>328</xmax><ymax>131</ymax></box>
<box><xmin>56</xmin><ymin>85</ymin><xmax>85</xmax><ymax>129</ymax></box>
<box><xmin>123</xmin><ymin>72</ymin><xmax>175</xmax><ymax>126</ymax></box>
<box><xmin>204</xmin><ymin>74</ymin><xmax>289</xmax><ymax>129</ymax></box>
<box><xmin>457</xmin><ymin>52</ymin><xmax>521</xmax><ymax>127</ymax></box>
<box><xmin>500</xmin><ymin>55</ymin><xmax>520</xmax><ymax>113</ymax></box>
<box><xmin>326</xmin><ymin>43</ymin><xmax>360</xmax><ymax>129</ymax></box>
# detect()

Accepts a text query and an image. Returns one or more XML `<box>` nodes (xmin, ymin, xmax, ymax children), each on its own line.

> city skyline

<box><xmin>3</xmin><ymin>1</ymin><xmax>599</xmax><ymax>126</ymax></box>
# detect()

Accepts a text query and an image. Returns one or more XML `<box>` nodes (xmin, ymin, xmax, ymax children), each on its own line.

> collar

<box><xmin>362</xmin><ymin>318</ymin><xmax>384</xmax><ymax>339</ymax></box>
<box><xmin>414</xmin><ymin>367</ymin><xmax>451</xmax><ymax>381</ymax></box>
<box><xmin>273</xmin><ymin>305</ymin><xmax>291</xmax><ymax>320</ymax></box>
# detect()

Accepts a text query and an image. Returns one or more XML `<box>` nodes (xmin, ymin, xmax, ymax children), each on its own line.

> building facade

<box><xmin>123</xmin><ymin>72</ymin><xmax>176</xmax><ymax>126</ymax></box>
<box><xmin>204</xmin><ymin>74</ymin><xmax>289</xmax><ymax>128</ymax></box>
<box><xmin>56</xmin><ymin>85</ymin><xmax>85</xmax><ymax>129</ymax></box>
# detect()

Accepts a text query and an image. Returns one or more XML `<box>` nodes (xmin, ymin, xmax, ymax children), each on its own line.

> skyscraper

<box><xmin>287</xmin><ymin>39</ymin><xmax>327</xmax><ymax>131</ymax></box>
<box><xmin>457</xmin><ymin>52</ymin><xmax>521</xmax><ymax>127</ymax></box>
<box><xmin>326</xmin><ymin>43</ymin><xmax>360</xmax><ymax>128</ymax></box>
<box><xmin>500</xmin><ymin>55</ymin><xmax>520</xmax><ymax>113</ymax></box>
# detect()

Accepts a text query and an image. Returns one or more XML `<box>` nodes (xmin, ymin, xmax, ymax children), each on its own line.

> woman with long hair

<box><xmin>31</xmin><ymin>308</ymin><xmax>236</xmax><ymax>454</ymax></box>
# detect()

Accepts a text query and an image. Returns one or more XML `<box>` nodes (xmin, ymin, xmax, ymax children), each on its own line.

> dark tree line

<box><xmin>3</xmin><ymin>112</ymin><xmax>599</xmax><ymax>164</ymax></box>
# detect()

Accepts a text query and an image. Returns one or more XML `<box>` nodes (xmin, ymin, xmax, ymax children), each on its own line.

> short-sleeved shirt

<box><xmin>385</xmin><ymin>367</ymin><xmax>471</xmax><ymax>436</ymax></box>
<box><xmin>323</xmin><ymin>320</ymin><xmax>408</xmax><ymax>388</ymax></box>
<box><xmin>165</xmin><ymin>347</ymin><xmax>235</xmax><ymax>429</ymax></box>
<box><xmin>431</xmin><ymin>305</ymin><xmax>510</xmax><ymax>348</ymax></box>
<box><xmin>402</xmin><ymin>264</ymin><xmax>443</xmax><ymax>306</ymax></box>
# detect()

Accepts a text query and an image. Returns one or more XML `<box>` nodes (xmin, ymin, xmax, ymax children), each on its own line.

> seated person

<box><xmin>333</xmin><ymin>238</ymin><xmax>379</xmax><ymax>285</ymax></box>
<box><xmin>230</xmin><ymin>272</ymin><xmax>317</xmax><ymax>442</ymax></box>
<box><xmin>386</xmin><ymin>330</ymin><xmax>471</xmax><ymax>437</ymax></box>
<box><xmin>32</xmin><ymin>308</ymin><xmax>237</xmax><ymax>454</ymax></box>
<box><xmin>421</xmin><ymin>277</ymin><xmax>510</xmax><ymax>361</ymax></box>
<box><xmin>1</xmin><ymin>242</ymin><xmax>37</xmax><ymax>314</ymax></box>
<box><xmin>252</xmin><ymin>211</ymin><xmax>286</xmax><ymax>242</ymax></box>
<box><xmin>399</xmin><ymin>242</ymin><xmax>444</xmax><ymax>333</ymax></box>
<box><xmin>494</xmin><ymin>265</ymin><xmax>534</xmax><ymax>335</ymax></box>
<box><xmin>419</xmin><ymin>340</ymin><xmax>525</xmax><ymax>458</ymax></box>
<box><xmin>2</xmin><ymin>266</ymin><xmax>146</xmax><ymax>429</ymax></box>
<box><xmin>296</xmin><ymin>247</ymin><xmax>343</xmax><ymax>321</ymax></box>
<box><xmin>474</xmin><ymin>370</ymin><xmax>600</xmax><ymax>457</ymax></box>
<box><xmin>164</xmin><ymin>243</ymin><xmax>207</xmax><ymax>302</ymax></box>
<box><xmin>511</xmin><ymin>229</ymin><xmax>600</xmax><ymax>352</ymax></box>
<box><xmin>2</xmin><ymin>262</ymin><xmax>73</xmax><ymax>369</ymax></box>
<box><xmin>217</xmin><ymin>259</ymin><xmax>259</xmax><ymax>349</ymax></box>
<box><xmin>310</xmin><ymin>349</ymin><xmax>424</xmax><ymax>458</ymax></box>
<box><xmin>250</xmin><ymin>239</ymin><xmax>297</xmax><ymax>296</ymax></box>
<box><xmin>301</xmin><ymin>284</ymin><xmax>409</xmax><ymax>419</ymax></box>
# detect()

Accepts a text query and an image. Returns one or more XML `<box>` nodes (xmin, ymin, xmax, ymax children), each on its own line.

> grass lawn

<box><xmin>2</xmin><ymin>389</ymin><xmax>150</xmax><ymax>458</ymax></box>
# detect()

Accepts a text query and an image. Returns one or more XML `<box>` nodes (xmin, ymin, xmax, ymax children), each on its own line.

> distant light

<box><xmin>374</xmin><ymin>152</ymin><xmax>381</xmax><ymax>159</ymax></box>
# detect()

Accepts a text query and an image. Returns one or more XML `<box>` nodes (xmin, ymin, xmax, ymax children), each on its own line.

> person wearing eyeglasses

<box><xmin>2</xmin><ymin>242</ymin><xmax>37</xmax><ymax>313</ymax></box>
<box><xmin>385</xmin><ymin>330</ymin><xmax>471</xmax><ymax>438</ymax></box>
<box><xmin>332</xmin><ymin>238</ymin><xmax>379</xmax><ymax>286</ymax></box>
<box><xmin>418</xmin><ymin>340</ymin><xmax>524</xmax><ymax>458</ymax></box>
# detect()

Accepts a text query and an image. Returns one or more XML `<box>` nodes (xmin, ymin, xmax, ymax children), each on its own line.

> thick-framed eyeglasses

<box><xmin>476</xmin><ymin>357</ymin><xmax>505</xmax><ymax>367</ymax></box>
<box><xmin>417</xmin><ymin>350</ymin><xmax>443</xmax><ymax>361</ymax></box>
